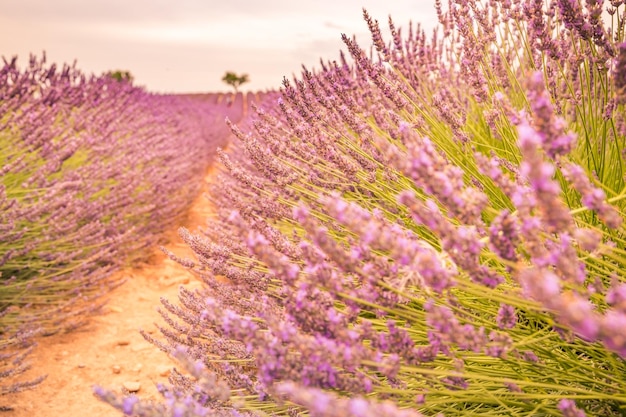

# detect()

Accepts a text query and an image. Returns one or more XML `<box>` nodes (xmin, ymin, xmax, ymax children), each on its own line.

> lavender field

<box><xmin>4</xmin><ymin>0</ymin><xmax>626</xmax><ymax>416</ymax></box>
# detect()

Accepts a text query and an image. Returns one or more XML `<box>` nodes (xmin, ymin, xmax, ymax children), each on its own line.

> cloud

<box><xmin>324</xmin><ymin>21</ymin><xmax>346</xmax><ymax>31</ymax></box>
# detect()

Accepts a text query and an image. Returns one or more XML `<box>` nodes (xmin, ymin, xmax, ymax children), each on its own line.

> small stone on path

<box><xmin>116</xmin><ymin>339</ymin><xmax>130</xmax><ymax>346</ymax></box>
<box><xmin>131</xmin><ymin>343</ymin><xmax>151</xmax><ymax>352</ymax></box>
<box><xmin>123</xmin><ymin>381</ymin><xmax>141</xmax><ymax>393</ymax></box>
<box><xmin>157</xmin><ymin>366</ymin><xmax>171</xmax><ymax>377</ymax></box>
<box><xmin>112</xmin><ymin>365</ymin><xmax>121</xmax><ymax>374</ymax></box>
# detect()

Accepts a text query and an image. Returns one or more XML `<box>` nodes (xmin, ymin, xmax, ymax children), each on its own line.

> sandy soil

<box><xmin>5</xmin><ymin>166</ymin><xmax>218</xmax><ymax>416</ymax></box>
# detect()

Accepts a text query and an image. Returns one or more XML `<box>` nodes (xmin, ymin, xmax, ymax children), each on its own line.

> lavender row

<box><xmin>0</xmin><ymin>55</ymin><xmax>232</xmax><ymax>399</ymax></box>
<box><xmin>100</xmin><ymin>0</ymin><xmax>626</xmax><ymax>416</ymax></box>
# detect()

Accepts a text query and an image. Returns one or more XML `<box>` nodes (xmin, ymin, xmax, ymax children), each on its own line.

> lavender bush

<box><xmin>1</xmin><ymin>55</ymin><xmax>230</xmax><ymax>399</ymax></box>
<box><xmin>99</xmin><ymin>0</ymin><xmax>626</xmax><ymax>415</ymax></box>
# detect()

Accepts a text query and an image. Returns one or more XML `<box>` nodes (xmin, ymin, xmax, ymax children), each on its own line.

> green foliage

<box><xmin>221</xmin><ymin>71</ymin><xmax>249</xmax><ymax>93</ymax></box>
<box><xmin>106</xmin><ymin>70</ymin><xmax>133</xmax><ymax>83</ymax></box>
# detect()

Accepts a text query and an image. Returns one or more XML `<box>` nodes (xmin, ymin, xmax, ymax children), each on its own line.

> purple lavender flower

<box><xmin>562</xmin><ymin>163</ymin><xmax>623</xmax><ymax>229</ymax></box>
<box><xmin>122</xmin><ymin>395</ymin><xmax>139</xmax><ymax>415</ymax></box>
<box><xmin>615</xmin><ymin>42</ymin><xmax>626</xmax><ymax>104</ymax></box>
<box><xmin>489</xmin><ymin>210</ymin><xmax>520</xmax><ymax>262</ymax></box>
<box><xmin>496</xmin><ymin>303</ymin><xmax>517</xmax><ymax>329</ymax></box>
<box><xmin>516</xmin><ymin>120</ymin><xmax>574</xmax><ymax>233</ymax></box>
<box><xmin>276</xmin><ymin>382</ymin><xmax>425</xmax><ymax>417</ymax></box>
<box><xmin>557</xmin><ymin>398</ymin><xmax>586</xmax><ymax>417</ymax></box>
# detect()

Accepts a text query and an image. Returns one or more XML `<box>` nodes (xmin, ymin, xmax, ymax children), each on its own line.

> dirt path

<box><xmin>6</xmin><ymin>165</ymin><xmax>218</xmax><ymax>416</ymax></box>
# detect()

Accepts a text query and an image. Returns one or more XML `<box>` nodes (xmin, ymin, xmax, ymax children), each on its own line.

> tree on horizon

<box><xmin>221</xmin><ymin>71</ymin><xmax>249</xmax><ymax>93</ymax></box>
<box><xmin>106</xmin><ymin>70</ymin><xmax>133</xmax><ymax>83</ymax></box>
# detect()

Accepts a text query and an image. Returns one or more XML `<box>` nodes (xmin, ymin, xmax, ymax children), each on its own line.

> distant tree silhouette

<box><xmin>222</xmin><ymin>71</ymin><xmax>249</xmax><ymax>93</ymax></box>
<box><xmin>106</xmin><ymin>70</ymin><xmax>133</xmax><ymax>83</ymax></box>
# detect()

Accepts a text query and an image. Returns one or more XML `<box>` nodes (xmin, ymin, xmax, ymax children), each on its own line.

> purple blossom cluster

<box><xmin>100</xmin><ymin>0</ymin><xmax>626</xmax><ymax>416</ymax></box>
<box><xmin>1</xmin><ymin>55</ymin><xmax>235</xmax><ymax>401</ymax></box>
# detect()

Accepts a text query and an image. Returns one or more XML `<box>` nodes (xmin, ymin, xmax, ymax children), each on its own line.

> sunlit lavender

<box><xmin>94</xmin><ymin>0</ymin><xmax>626</xmax><ymax>415</ymax></box>
<box><xmin>6</xmin><ymin>0</ymin><xmax>625</xmax><ymax>416</ymax></box>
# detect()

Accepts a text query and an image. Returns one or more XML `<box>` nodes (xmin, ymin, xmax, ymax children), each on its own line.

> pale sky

<box><xmin>0</xmin><ymin>1</ymin><xmax>437</xmax><ymax>93</ymax></box>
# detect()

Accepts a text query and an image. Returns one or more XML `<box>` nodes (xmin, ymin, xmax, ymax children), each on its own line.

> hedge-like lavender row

<box><xmin>99</xmin><ymin>1</ymin><xmax>626</xmax><ymax>416</ymax></box>
<box><xmin>0</xmin><ymin>55</ymin><xmax>231</xmax><ymax>396</ymax></box>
